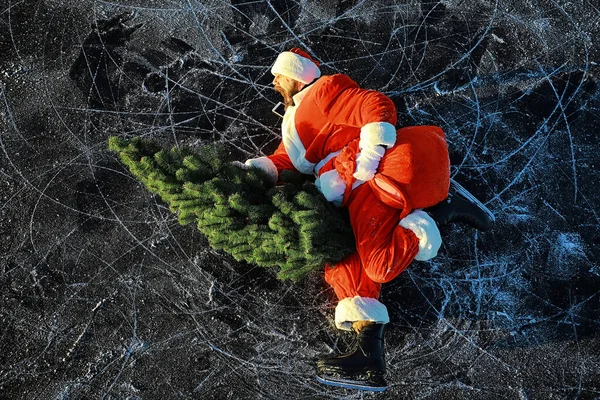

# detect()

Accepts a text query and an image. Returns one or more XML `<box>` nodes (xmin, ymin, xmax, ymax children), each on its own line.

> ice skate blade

<box><xmin>450</xmin><ymin>179</ymin><xmax>495</xmax><ymax>222</ymax></box>
<box><xmin>316</xmin><ymin>375</ymin><xmax>387</xmax><ymax>392</ymax></box>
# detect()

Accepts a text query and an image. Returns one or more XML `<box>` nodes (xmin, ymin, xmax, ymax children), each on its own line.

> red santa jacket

<box><xmin>246</xmin><ymin>74</ymin><xmax>449</xmax><ymax>213</ymax></box>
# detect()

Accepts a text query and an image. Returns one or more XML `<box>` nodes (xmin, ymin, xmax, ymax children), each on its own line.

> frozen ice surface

<box><xmin>1</xmin><ymin>0</ymin><xmax>599</xmax><ymax>398</ymax></box>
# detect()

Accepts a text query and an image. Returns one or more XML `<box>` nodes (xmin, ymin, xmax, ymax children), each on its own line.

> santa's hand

<box><xmin>231</xmin><ymin>157</ymin><xmax>278</xmax><ymax>185</ymax></box>
<box><xmin>230</xmin><ymin>160</ymin><xmax>250</xmax><ymax>170</ymax></box>
<box><xmin>353</xmin><ymin>145</ymin><xmax>385</xmax><ymax>181</ymax></box>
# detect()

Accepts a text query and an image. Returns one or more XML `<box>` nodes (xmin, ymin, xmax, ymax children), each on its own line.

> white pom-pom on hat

<box><xmin>271</xmin><ymin>48</ymin><xmax>321</xmax><ymax>84</ymax></box>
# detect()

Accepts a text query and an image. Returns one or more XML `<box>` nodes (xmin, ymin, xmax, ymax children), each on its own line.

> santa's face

<box><xmin>273</xmin><ymin>74</ymin><xmax>301</xmax><ymax>108</ymax></box>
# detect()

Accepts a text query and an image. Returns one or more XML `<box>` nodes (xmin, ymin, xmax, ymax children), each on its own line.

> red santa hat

<box><xmin>271</xmin><ymin>48</ymin><xmax>321</xmax><ymax>84</ymax></box>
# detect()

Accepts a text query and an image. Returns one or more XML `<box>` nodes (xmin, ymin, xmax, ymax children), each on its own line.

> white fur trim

<box><xmin>335</xmin><ymin>296</ymin><xmax>390</xmax><ymax>331</ymax></box>
<box><xmin>399</xmin><ymin>210</ymin><xmax>442</xmax><ymax>261</ymax></box>
<box><xmin>315</xmin><ymin>169</ymin><xmax>346</xmax><ymax>203</ymax></box>
<box><xmin>359</xmin><ymin>122</ymin><xmax>397</xmax><ymax>149</ymax></box>
<box><xmin>281</xmin><ymin>104</ymin><xmax>316</xmax><ymax>174</ymax></box>
<box><xmin>245</xmin><ymin>157</ymin><xmax>278</xmax><ymax>184</ymax></box>
<box><xmin>353</xmin><ymin>146</ymin><xmax>385</xmax><ymax>181</ymax></box>
<box><xmin>271</xmin><ymin>52</ymin><xmax>321</xmax><ymax>84</ymax></box>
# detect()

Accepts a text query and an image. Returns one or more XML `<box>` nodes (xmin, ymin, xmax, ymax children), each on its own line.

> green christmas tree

<box><xmin>108</xmin><ymin>137</ymin><xmax>355</xmax><ymax>280</ymax></box>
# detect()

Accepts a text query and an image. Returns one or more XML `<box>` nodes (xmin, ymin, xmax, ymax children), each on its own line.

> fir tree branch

<box><xmin>109</xmin><ymin>136</ymin><xmax>355</xmax><ymax>281</ymax></box>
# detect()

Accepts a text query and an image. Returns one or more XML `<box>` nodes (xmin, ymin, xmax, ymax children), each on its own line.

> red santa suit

<box><xmin>248</xmin><ymin>65</ymin><xmax>450</xmax><ymax>331</ymax></box>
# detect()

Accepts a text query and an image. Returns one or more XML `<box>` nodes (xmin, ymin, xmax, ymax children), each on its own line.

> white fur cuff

<box><xmin>335</xmin><ymin>296</ymin><xmax>390</xmax><ymax>331</ymax></box>
<box><xmin>245</xmin><ymin>157</ymin><xmax>278</xmax><ymax>184</ymax></box>
<box><xmin>399</xmin><ymin>210</ymin><xmax>442</xmax><ymax>261</ymax></box>
<box><xmin>360</xmin><ymin>122</ymin><xmax>397</xmax><ymax>149</ymax></box>
<box><xmin>315</xmin><ymin>169</ymin><xmax>346</xmax><ymax>205</ymax></box>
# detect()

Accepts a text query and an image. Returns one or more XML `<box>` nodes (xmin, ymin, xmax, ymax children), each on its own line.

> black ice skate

<box><xmin>316</xmin><ymin>323</ymin><xmax>387</xmax><ymax>392</ymax></box>
<box><xmin>425</xmin><ymin>179</ymin><xmax>495</xmax><ymax>231</ymax></box>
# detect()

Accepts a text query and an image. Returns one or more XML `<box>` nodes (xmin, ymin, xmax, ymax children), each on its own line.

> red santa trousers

<box><xmin>324</xmin><ymin>125</ymin><xmax>450</xmax><ymax>330</ymax></box>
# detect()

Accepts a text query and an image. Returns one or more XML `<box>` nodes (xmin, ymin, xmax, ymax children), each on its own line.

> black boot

<box><xmin>425</xmin><ymin>188</ymin><xmax>492</xmax><ymax>231</ymax></box>
<box><xmin>316</xmin><ymin>324</ymin><xmax>387</xmax><ymax>392</ymax></box>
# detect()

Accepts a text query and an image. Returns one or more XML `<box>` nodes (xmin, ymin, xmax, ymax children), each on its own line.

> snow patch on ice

<box><xmin>547</xmin><ymin>232</ymin><xmax>586</xmax><ymax>280</ymax></box>
<box><xmin>491</xmin><ymin>33</ymin><xmax>505</xmax><ymax>44</ymax></box>
<box><xmin>555</xmin><ymin>232</ymin><xmax>585</xmax><ymax>256</ymax></box>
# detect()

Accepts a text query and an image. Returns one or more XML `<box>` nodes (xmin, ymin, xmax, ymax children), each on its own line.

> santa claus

<box><xmin>239</xmin><ymin>48</ymin><xmax>491</xmax><ymax>391</ymax></box>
